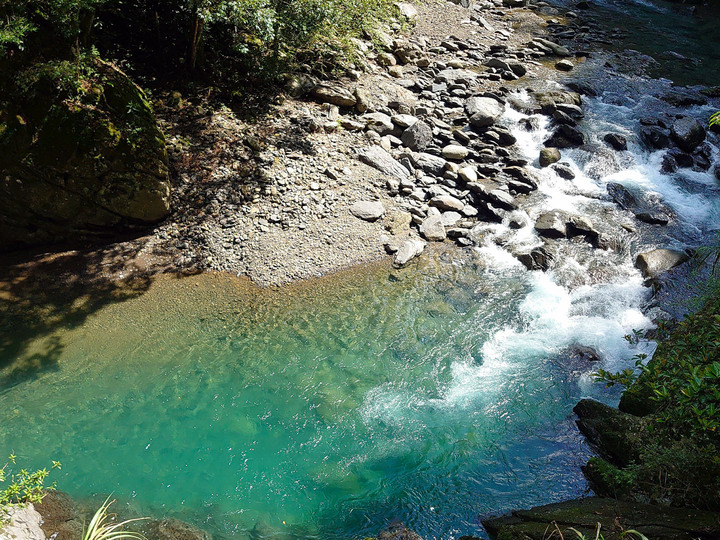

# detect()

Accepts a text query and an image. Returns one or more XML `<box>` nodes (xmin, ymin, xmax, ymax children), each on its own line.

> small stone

<box><xmin>604</xmin><ymin>133</ymin><xmax>628</xmax><ymax>151</ymax></box>
<box><xmin>429</xmin><ymin>195</ymin><xmax>465</xmax><ymax>212</ymax></box>
<box><xmin>442</xmin><ymin>144</ymin><xmax>470</xmax><ymax>160</ymax></box>
<box><xmin>312</xmin><ymin>84</ymin><xmax>357</xmax><ymax>107</ymax></box>
<box><xmin>458</xmin><ymin>166</ymin><xmax>478</xmax><ymax>183</ymax></box>
<box><xmin>635</xmin><ymin>248</ymin><xmax>689</xmax><ymax>279</ymax></box>
<box><xmin>555</xmin><ymin>59</ymin><xmax>574</xmax><ymax>71</ymax></box>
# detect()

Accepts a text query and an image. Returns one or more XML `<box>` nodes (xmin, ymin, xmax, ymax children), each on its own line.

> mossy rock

<box><xmin>0</xmin><ymin>57</ymin><xmax>170</xmax><ymax>250</ymax></box>
<box><xmin>482</xmin><ymin>497</ymin><xmax>720</xmax><ymax>539</ymax></box>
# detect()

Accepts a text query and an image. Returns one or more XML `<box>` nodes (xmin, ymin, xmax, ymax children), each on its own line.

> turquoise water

<box><xmin>0</xmin><ymin>252</ymin><xmax>644</xmax><ymax>539</ymax></box>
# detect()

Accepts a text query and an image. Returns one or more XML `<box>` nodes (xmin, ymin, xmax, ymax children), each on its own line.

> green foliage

<box><xmin>81</xmin><ymin>497</ymin><xmax>147</xmax><ymax>540</ymax></box>
<box><xmin>0</xmin><ymin>455</ymin><xmax>61</xmax><ymax>520</ymax></box>
<box><xmin>711</xmin><ymin>111</ymin><xmax>720</xmax><ymax>128</ymax></box>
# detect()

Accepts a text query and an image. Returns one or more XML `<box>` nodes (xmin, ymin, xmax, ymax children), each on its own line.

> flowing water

<box><xmin>2</xmin><ymin>2</ymin><xmax>720</xmax><ymax>539</ymax></box>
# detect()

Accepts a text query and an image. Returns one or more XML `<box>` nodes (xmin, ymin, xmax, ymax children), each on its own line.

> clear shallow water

<box><xmin>2</xmin><ymin>31</ymin><xmax>720</xmax><ymax>539</ymax></box>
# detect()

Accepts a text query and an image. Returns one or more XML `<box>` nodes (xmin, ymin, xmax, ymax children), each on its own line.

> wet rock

<box><xmin>640</xmin><ymin>125</ymin><xmax>670</xmax><ymax>149</ymax></box>
<box><xmin>533</xmin><ymin>90</ymin><xmax>581</xmax><ymax>114</ymax></box>
<box><xmin>465</xmin><ymin>96</ymin><xmax>504</xmax><ymax>128</ymax></box>
<box><xmin>400</xmin><ymin>120</ymin><xmax>433</xmax><ymax>151</ymax></box>
<box><xmin>488</xmin><ymin>190</ymin><xmax>518</xmax><ymax>211</ymax></box>
<box><xmin>539</xmin><ymin>147</ymin><xmax>561</xmax><ymax>167</ymax></box>
<box><xmin>517</xmin><ymin>246</ymin><xmax>554</xmax><ymax>271</ymax></box>
<box><xmin>312</xmin><ymin>84</ymin><xmax>357</xmax><ymax>107</ymax></box>
<box><xmin>552</xmin><ymin>162</ymin><xmax>575</xmax><ymax>180</ymax></box>
<box><xmin>606</xmin><ymin>182</ymin><xmax>636</xmax><ymax>210</ymax></box>
<box><xmin>603</xmin><ymin>133</ymin><xmax>627</xmax><ymax>151</ymax></box>
<box><xmin>570</xmin><ymin>345</ymin><xmax>601</xmax><ymax>362</ymax></box>
<box><xmin>393</xmin><ymin>239</ymin><xmax>426</xmax><ymax>266</ymax></box>
<box><xmin>357</xmin><ymin>146</ymin><xmax>410</xmax><ymax>178</ymax></box>
<box><xmin>544</xmin><ymin>124</ymin><xmax>585</xmax><ymax>148</ymax></box>
<box><xmin>635</xmin><ymin>248</ymin><xmax>689</xmax><ymax>279</ymax></box>
<box><xmin>635</xmin><ymin>211</ymin><xmax>669</xmax><ymax>226</ymax></box>
<box><xmin>442</xmin><ymin>144</ymin><xmax>469</xmax><ymax>160</ymax></box>
<box><xmin>350</xmin><ymin>200</ymin><xmax>385</xmax><ymax>221</ymax></box>
<box><xmin>555</xmin><ymin>59</ymin><xmax>574</xmax><ymax>71</ymax></box>
<box><xmin>420</xmin><ymin>214</ymin><xmax>447</xmax><ymax>241</ymax></box>
<box><xmin>376</xmin><ymin>522</ymin><xmax>423</xmax><ymax>540</ymax></box>
<box><xmin>535</xmin><ymin>211</ymin><xmax>567</xmax><ymax>239</ymax></box>
<box><xmin>504</xmin><ymin>167</ymin><xmax>538</xmax><ymax>191</ymax></box>
<box><xmin>671</xmin><ymin>116</ymin><xmax>706</xmax><ymax>152</ymax></box>
<box><xmin>531</xmin><ymin>37</ymin><xmax>571</xmax><ymax>57</ymax></box>
<box><xmin>35</xmin><ymin>490</ymin><xmax>82</xmax><ymax>540</ymax></box>
<box><xmin>147</xmin><ymin>519</ymin><xmax>212</xmax><ymax>540</ymax></box>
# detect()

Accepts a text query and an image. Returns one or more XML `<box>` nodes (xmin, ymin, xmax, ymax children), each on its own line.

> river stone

<box><xmin>392</xmin><ymin>114</ymin><xmax>418</xmax><ymax>129</ymax></box>
<box><xmin>429</xmin><ymin>195</ymin><xmax>465</xmax><ymax>212</ymax></box>
<box><xmin>147</xmin><ymin>519</ymin><xmax>211</xmax><ymax>540</ymax></box>
<box><xmin>376</xmin><ymin>522</ymin><xmax>423</xmax><ymax>540</ymax></box>
<box><xmin>311</xmin><ymin>84</ymin><xmax>357</xmax><ymax>107</ymax></box>
<box><xmin>552</xmin><ymin>162</ymin><xmax>575</xmax><ymax>180</ymax></box>
<box><xmin>604</xmin><ymin>133</ymin><xmax>628</xmax><ymax>151</ymax></box>
<box><xmin>539</xmin><ymin>147</ymin><xmax>561</xmax><ymax>167</ymax></box>
<box><xmin>606</xmin><ymin>182</ymin><xmax>636</xmax><ymax>210</ymax></box>
<box><xmin>671</xmin><ymin>116</ymin><xmax>706</xmax><ymax>152</ymax></box>
<box><xmin>412</xmin><ymin>152</ymin><xmax>447</xmax><ymax>176</ymax></box>
<box><xmin>488</xmin><ymin>190</ymin><xmax>518</xmax><ymax>211</ymax></box>
<box><xmin>420</xmin><ymin>214</ymin><xmax>447</xmax><ymax>241</ymax></box>
<box><xmin>544</xmin><ymin>124</ymin><xmax>585</xmax><ymax>148</ymax></box>
<box><xmin>401</xmin><ymin>121</ymin><xmax>433</xmax><ymax>151</ymax></box>
<box><xmin>555</xmin><ymin>59</ymin><xmax>574</xmax><ymax>71</ymax></box>
<box><xmin>393</xmin><ymin>239</ymin><xmax>426</xmax><ymax>266</ymax></box>
<box><xmin>640</xmin><ymin>125</ymin><xmax>671</xmax><ymax>149</ymax></box>
<box><xmin>465</xmin><ymin>97</ymin><xmax>504</xmax><ymax>128</ymax></box>
<box><xmin>362</xmin><ymin>112</ymin><xmax>394</xmax><ymax>135</ymax></box>
<box><xmin>440</xmin><ymin>211</ymin><xmax>462</xmax><ymax>227</ymax></box>
<box><xmin>377</xmin><ymin>52</ymin><xmax>397</xmax><ymax>66</ymax></box>
<box><xmin>532</xmin><ymin>37</ymin><xmax>571</xmax><ymax>57</ymax></box>
<box><xmin>635</xmin><ymin>248</ymin><xmax>689</xmax><ymax>279</ymax></box>
<box><xmin>458</xmin><ymin>166</ymin><xmax>478</xmax><ymax>183</ymax></box>
<box><xmin>442</xmin><ymin>144</ymin><xmax>469</xmax><ymax>160</ymax></box>
<box><xmin>350</xmin><ymin>200</ymin><xmax>385</xmax><ymax>221</ymax></box>
<box><xmin>0</xmin><ymin>504</ymin><xmax>46</xmax><ymax>540</ymax></box>
<box><xmin>535</xmin><ymin>211</ymin><xmax>567</xmax><ymax>238</ymax></box>
<box><xmin>357</xmin><ymin>146</ymin><xmax>410</xmax><ymax>178</ymax></box>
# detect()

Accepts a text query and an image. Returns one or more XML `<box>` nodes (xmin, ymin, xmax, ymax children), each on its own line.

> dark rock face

<box><xmin>574</xmin><ymin>398</ymin><xmax>648</xmax><ymax>467</ymax></box>
<box><xmin>640</xmin><ymin>125</ymin><xmax>670</xmax><ymax>149</ymax></box>
<box><xmin>34</xmin><ymin>490</ymin><xmax>83</xmax><ymax>540</ymax></box>
<box><xmin>603</xmin><ymin>132</ymin><xmax>627</xmax><ymax>151</ymax></box>
<box><xmin>482</xmin><ymin>497</ymin><xmax>720</xmax><ymax>540</ymax></box>
<box><xmin>0</xmin><ymin>59</ymin><xmax>170</xmax><ymax>251</ymax></box>
<box><xmin>671</xmin><ymin>116</ymin><xmax>706</xmax><ymax>152</ymax></box>
<box><xmin>375</xmin><ymin>522</ymin><xmax>423</xmax><ymax>540</ymax></box>
<box><xmin>544</xmin><ymin>124</ymin><xmax>585</xmax><ymax>148</ymax></box>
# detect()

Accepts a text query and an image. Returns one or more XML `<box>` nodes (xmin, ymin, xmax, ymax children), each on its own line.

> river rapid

<box><xmin>1</xmin><ymin>1</ymin><xmax>719</xmax><ymax>539</ymax></box>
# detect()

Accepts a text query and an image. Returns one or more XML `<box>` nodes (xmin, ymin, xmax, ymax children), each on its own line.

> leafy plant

<box><xmin>0</xmin><ymin>455</ymin><xmax>61</xmax><ymax>521</ymax></box>
<box><xmin>710</xmin><ymin>111</ymin><xmax>720</xmax><ymax>128</ymax></box>
<box><xmin>82</xmin><ymin>497</ymin><xmax>147</xmax><ymax>540</ymax></box>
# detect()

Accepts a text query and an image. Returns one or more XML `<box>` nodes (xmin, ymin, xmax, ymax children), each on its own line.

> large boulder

<box><xmin>0</xmin><ymin>504</ymin><xmax>46</xmax><ymax>540</ymax></box>
<box><xmin>465</xmin><ymin>97</ymin><xmax>504</xmax><ymax>128</ymax></box>
<box><xmin>0</xmin><ymin>58</ymin><xmax>170</xmax><ymax>250</ymax></box>
<box><xmin>635</xmin><ymin>248</ymin><xmax>689</xmax><ymax>279</ymax></box>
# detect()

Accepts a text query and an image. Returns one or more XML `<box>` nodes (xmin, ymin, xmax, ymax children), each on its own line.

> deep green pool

<box><xmin>0</xmin><ymin>250</ymin><xmax>648</xmax><ymax>539</ymax></box>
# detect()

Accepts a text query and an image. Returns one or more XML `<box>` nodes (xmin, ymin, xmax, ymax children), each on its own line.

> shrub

<box><xmin>0</xmin><ymin>454</ymin><xmax>61</xmax><ymax>521</ymax></box>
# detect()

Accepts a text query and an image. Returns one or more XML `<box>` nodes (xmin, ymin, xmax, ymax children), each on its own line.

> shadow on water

<box><xmin>0</xmin><ymin>242</ymin><xmax>198</xmax><ymax>391</ymax></box>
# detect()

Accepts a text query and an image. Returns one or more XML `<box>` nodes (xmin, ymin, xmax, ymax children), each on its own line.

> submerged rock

<box><xmin>147</xmin><ymin>519</ymin><xmax>211</xmax><ymax>540</ymax></box>
<box><xmin>393</xmin><ymin>239</ymin><xmax>426</xmax><ymax>266</ymax></box>
<box><xmin>671</xmin><ymin>116</ymin><xmax>706</xmax><ymax>152</ymax></box>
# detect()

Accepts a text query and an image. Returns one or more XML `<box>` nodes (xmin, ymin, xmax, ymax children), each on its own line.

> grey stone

<box><xmin>393</xmin><ymin>239</ymin><xmax>426</xmax><ymax>266</ymax></box>
<box><xmin>535</xmin><ymin>211</ymin><xmax>568</xmax><ymax>238</ymax></box>
<box><xmin>362</xmin><ymin>112</ymin><xmax>394</xmax><ymax>135</ymax></box>
<box><xmin>465</xmin><ymin>97</ymin><xmax>504</xmax><ymax>128</ymax></box>
<box><xmin>555</xmin><ymin>59</ymin><xmax>574</xmax><ymax>71</ymax></box>
<box><xmin>458</xmin><ymin>166</ymin><xmax>478</xmax><ymax>183</ymax></box>
<box><xmin>442</xmin><ymin>144</ymin><xmax>470</xmax><ymax>160</ymax></box>
<box><xmin>532</xmin><ymin>37</ymin><xmax>571</xmax><ymax>57</ymax></box>
<box><xmin>412</xmin><ymin>152</ymin><xmax>447</xmax><ymax>176</ymax></box>
<box><xmin>392</xmin><ymin>114</ymin><xmax>418</xmax><ymax>129</ymax></box>
<box><xmin>429</xmin><ymin>195</ymin><xmax>465</xmax><ymax>212</ymax></box>
<box><xmin>350</xmin><ymin>200</ymin><xmax>385</xmax><ymax>221</ymax></box>
<box><xmin>0</xmin><ymin>504</ymin><xmax>46</xmax><ymax>540</ymax></box>
<box><xmin>552</xmin><ymin>162</ymin><xmax>575</xmax><ymax>180</ymax></box>
<box><xmin>604</xmin><ymin>133</ymin><xmax>628</xmax><ymax>151</ymax></box>
<box><xmin>420</xmin><ymin>214</ymin><xmax>447</xmax><ymax>241</ymax></box>
<box><xmin>312</xmin><ymin>84</ymin><xmax>357</xmax><ymax>107</ymax></box>
<box><xmin>357</xmin><ymin>146</ymin><xmax>410</xmax><ymax>178</ymax></box>
<box><xmin>401</xmin><ymin>121</ymin><xmax>433</xmax><ymax>151</ymax></box>
<box><xmin>635</xmin><ymin>248</ymin><xmax>690</xmax><ymax>279</ymax></box>
<box><xmin>488</xmin><ymin>190</ymin><xmax>518</xmax><ymax>211</ymax></box>
<box><xmin>440</xmin><ymin>211</ymin><xmax>462</xmax><ymax>227</ymax></box>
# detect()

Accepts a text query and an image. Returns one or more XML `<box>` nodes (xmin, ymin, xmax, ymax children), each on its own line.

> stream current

<box><xmin>1</xmin><ymin>2</ymin><xmax>720</xmax><ymax>539</ymax></box>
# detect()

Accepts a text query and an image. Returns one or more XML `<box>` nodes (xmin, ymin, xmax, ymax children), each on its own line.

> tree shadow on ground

<box><xmin>0</xmin><ymin>239</ymin><xmax>199</xmax><ymax>391</ymax></box>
